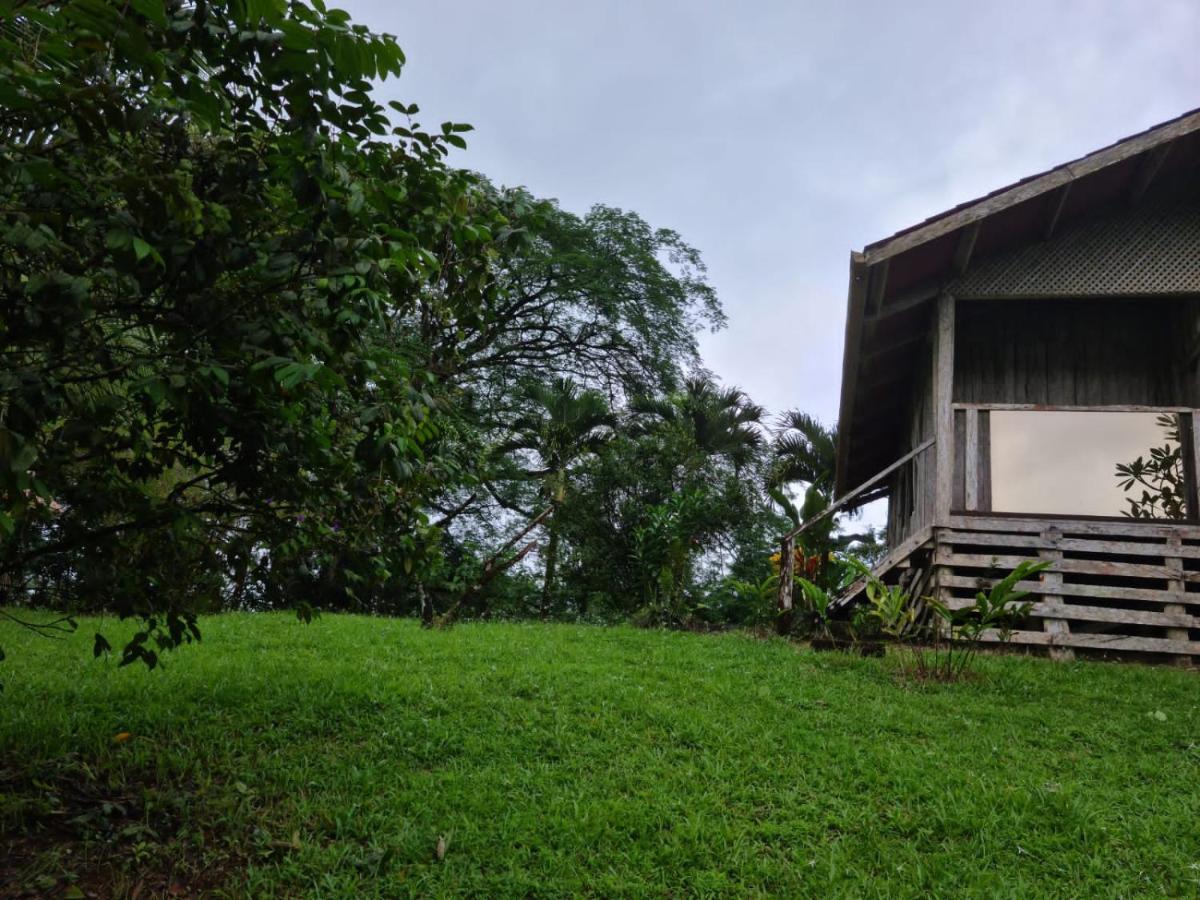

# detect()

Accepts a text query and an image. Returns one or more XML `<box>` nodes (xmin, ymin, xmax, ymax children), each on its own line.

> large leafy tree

<box><xmin>425</xmin><ymin>190</ymin><xmax>724</xmax><ymax>400</ymax></box>
<box><xmin>417</xmin><ymin>191</ymin><xmax>726</xmax><ymax>542</ymax></box>
<box><xmin>0</xmin><ymin>1</ymin><xmax>508</xmax><ymax>664</ymax></box>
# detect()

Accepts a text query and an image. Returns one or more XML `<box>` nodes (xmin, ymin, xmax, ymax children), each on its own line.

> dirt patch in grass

<box><xmin>0</xmin><ymin>754</ymin><xmax>247</xmax><ymax>898</ymax></box>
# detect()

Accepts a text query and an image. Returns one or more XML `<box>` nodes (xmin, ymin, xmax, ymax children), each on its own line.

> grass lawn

<box><xmin>1</xmin><ymin>614</ymin><xmax>1198</xmax><ymax>897</ymax></box>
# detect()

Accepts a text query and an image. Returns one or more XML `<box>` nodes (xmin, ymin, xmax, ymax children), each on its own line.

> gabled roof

<box><xmin>835</xmin><ymin>108</ymin><xmax>1200</xmax><ymax>497</ymax></box>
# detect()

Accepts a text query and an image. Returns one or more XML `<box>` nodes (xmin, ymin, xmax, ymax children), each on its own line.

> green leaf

<box><xmin>10</xmin><ymin>441</ymin><xmax>36</xmax><ymax>474</ymax></box>
<box><xmin>127</xmin><ymin>0</ymin><xmax>167</xmax><ymax>26</ymax></box>
<box><xmin>132</xmin><ymin>237</ymin><xmax>153</xmax><ymax>261</ymax></box>
<box><xmin>93</xmin><ymin>633</ymin><xmax>112</xmax><ymax>659</ymax></box>
<box><xmin>105</xmin><ymin>228</ymin><xmax>132</xmax><ymax>250</ymax></box>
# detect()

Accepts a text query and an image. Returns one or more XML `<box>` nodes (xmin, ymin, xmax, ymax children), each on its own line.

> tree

<box><xmin>0</xmin><ymin>0</ymin><xmax>508</xmax><ymax>666</ymax></box>
<box><xmin>422</xmin><ymin>191</ymin><xmax>724</xmax><ymax>401</ymax></box>
<box><xmin>499</xmin><ymin>379</ymin><xmax>614</xmax><ymax>614</ymax></box>
<box><xmin>767</xmin><ymin>411</ymin><xmax>874</xmax><ymax>593</ymax></box>
<box><xmin>1116</xmin><ymin>413</ymin><xmax>1187</xmax><ymax>520</ymax></box>
<box><xmin>631</xmin><ymin>377</ymin><xmax>765</xmax><ymax>472</ymax></box>
<box><xmin>769</xmin><ymin>411</ymin><xmax>838</xmax><ymax>498</ymax></box>
<box><xmin>619</xmin><ymin>377</ymin><xmax>766</xmax><ymax>618</ymax></box>
<box><xmin>413</xmin><ymin>191</ymin><xmax>728</xmax><ymax>560</ymax></box>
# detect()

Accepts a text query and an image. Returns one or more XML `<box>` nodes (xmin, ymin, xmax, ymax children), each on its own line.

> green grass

<box><xmin>1</xmin><ymin>614</ymin><xmax>1199</xmax><ymax>897</ymax></box>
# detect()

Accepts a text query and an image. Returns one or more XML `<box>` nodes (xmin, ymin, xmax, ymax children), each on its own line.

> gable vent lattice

<box><xmin>951</xmin><ymin>190</ymin><xmax>1200</xmax><ymax>298</ymax></box>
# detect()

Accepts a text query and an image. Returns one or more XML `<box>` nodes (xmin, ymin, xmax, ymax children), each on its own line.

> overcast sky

<box><xmin>343</xmin><ymin>0</ymin><xmax>1199</xmax><ymax>427</ymax></box>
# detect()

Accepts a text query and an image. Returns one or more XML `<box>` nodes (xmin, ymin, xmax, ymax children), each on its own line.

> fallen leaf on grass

<box><xmin>268</xmin><ymin>831</ymin><xmax>302</xmax><ymax>852</ymax></box>
<box><xmin>113</xmin><ymin>732</ymin><xmax>131</xmax><ymax>744</ymax></box>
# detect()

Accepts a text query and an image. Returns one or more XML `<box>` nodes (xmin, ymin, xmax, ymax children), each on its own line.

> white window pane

<box><xmin>990</xmin><ymin>411</ymin><xmax>1184</xmax><ymax>519</ymax></box>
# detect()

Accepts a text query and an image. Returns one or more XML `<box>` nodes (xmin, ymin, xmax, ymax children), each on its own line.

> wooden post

<box><xmin>776</xmin><ymin>533</ymin><xmax>794</xmax><ymax>636</ymax></box>
<box><xmin>964</xmin><ymin>408</ymin><xmax>979</xmax><ymax>511</ymax></box>
<box><xmin>977</xmin><ymin>411</ymin><xmax>992</xmax><ymax>512</ymax></box>
<box><xmin>1189</xmin><ymin>412</ymin><xmax>1200</xmax><ymax>520</ymax></box>
<box><xmin>1164</xmin><ymin>536</ymin><xmax>1191</xmax><ymax>667</ymax></box>
<box><xmin>1039</xmin><ymin>527</ymin><xmax>1073</xmax><ymax>661</ymax></box>
<box><xmin>933</xmin><ymin>292</ymin><xmax>956</xmax><ymax>524</ymax></box>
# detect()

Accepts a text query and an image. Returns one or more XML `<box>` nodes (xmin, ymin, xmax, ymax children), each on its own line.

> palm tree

<box><xmin>503</xmin><ymin>378</ymin><xmax>615</xmax><ymax>614</ymax></box>
<box><xmin>628</xmin><ymin>377</ymin><xmax>765</xmax><ymax>614</ymax></box>
<box><xmin>770</xmin><ymin>410</ymin><xmax>837</xmax><ymax>495</ymax></box>
<box><xmin>767</xmin><ymin>410</ymin><xmax>838</xmax><ymax>528</ymax></box>
<box><xmin>768</xmin><ymin>411</ymin><xmax>874</xmax><ymax>583</ymax></box>
<box><xmin>630</xmin><ymin>376</ymin><xmax>765</xmax><ymax>472</ymax></box>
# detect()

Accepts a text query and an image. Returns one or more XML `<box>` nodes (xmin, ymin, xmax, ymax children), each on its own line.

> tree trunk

<box><xmin>438</xmin><ymin>505</ymin><xmax>554</xmax><ymax>627</ymax></box>
<box><xmin>418</xmin><ymin>581</ymin><xmax>434</xmax><ymax>628</ymax></box>
<box><xmin>776</xmin><ymin>533</ymin><xmax>794</xmax><ymax>635</ymax></box>
<box><xmin>540</xmin><ymin>512</ymin><xmax>560</xmax><ymax>617</ymax></box>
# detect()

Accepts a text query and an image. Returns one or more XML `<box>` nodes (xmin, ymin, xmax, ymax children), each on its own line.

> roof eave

<box><xmin>862</xmin><ymin>107</ymin><xmax>1200</xmax><ymax>265</ymax></box>
<box><xmin>834</xmin><ymin>252</ymin><xmax>870</xmax><ymax>498</ymax></box>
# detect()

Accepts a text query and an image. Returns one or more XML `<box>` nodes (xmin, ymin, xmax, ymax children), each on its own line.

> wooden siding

<box><xmin>953</xmin><ymin>298</ymin><xmax>1194</xmax><ymax>406</ymax></box>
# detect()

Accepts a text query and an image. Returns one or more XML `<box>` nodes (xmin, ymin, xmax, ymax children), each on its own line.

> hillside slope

<box><xmin>1</xmin><ymin>615</ymin><xmax>1198</xmax><ymax>897</ymax></box>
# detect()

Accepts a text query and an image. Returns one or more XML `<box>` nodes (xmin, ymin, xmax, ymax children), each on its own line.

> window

<box><xmin>989</xmin><ymin>410</ymin><xmax>1187</xmax><ymax>519</ymax></box>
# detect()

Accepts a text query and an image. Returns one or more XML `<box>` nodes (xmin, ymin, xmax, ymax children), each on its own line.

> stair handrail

<box><xmin>775</xmin><ymin>437</ymin><xmax>935</xmax><ymax>632</ymax></box>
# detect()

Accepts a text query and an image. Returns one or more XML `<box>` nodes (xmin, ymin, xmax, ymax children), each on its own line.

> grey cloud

<box><xmin>343</xmin><ymin>0</ymin><xmax>1199</xmax><ymax>425</ymax></box>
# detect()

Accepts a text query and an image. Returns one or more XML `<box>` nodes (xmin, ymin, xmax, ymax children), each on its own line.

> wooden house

<box><xmin>829</xmin><ymin>109</ymin><xmax>1200</xmax><ymax>661</ymax></box>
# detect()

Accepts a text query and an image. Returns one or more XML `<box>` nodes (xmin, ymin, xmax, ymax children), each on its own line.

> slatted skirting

<box><xmin>934</xmin><ymin>515</ymin><xmax>1200</xmax><ymax>662</ymax></box>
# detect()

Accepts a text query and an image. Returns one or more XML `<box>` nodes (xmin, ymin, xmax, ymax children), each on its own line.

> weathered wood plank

<box><xmin>964</xmin><ymin>408</ymin><xmax>979</xmax><ymax>511</ymax></box>
<box><xmin>952</xmin><ymin>299</ymin><xmax>1188</xmax><ymax>408</ymax></box>
<box><xmin>952</xmin><ymin>221</ymin><xmax>981</xmax><ymax>274</ymax></box>
<box><xmin>978</xmin><ymin>629</ymin><xmax>1200</xmax><ymax>656</ymax></box>
<box><xmin>1038</xmin><ymin>528</ymin><xmax>1072</xmax><ymax>660</ymax></box>
<box><xmin>1128</xmin><ymin>142</ymin><xmax>1172</xmax><ymax>205</ymax></box>
<box><xmin>939</xmin><ymin>574</ymin><xmax>1200</xmax><ymax>607</ymax></box>
<box><xmin>868</xmin><ymin>284</ymin><xmax>939</xmax><ymax>322</ymax></box>
<box><xmin>947</xmin><ymin>514</ymin><xmax>1200</xmax><ymax>540</ymax></box>
<box><xmin>952</xmin><ymin>409</ymin><xmax>966</xmax><ymax>511</ymax></box>
<box><xmin>977</xmin><ymin>411</ymin><xmax>992</xmax><ymax>512</ymax></box>
<box><xmin>951</xmin><ymin>402</ymin><xmax>1193</xmax><ymax>413</ymax></box>
<box><xmin>786</xmin><ymin>438</ymin><xmax>934</xmax><ymax>542</ymax></box>
<box><xmin>1042</xmin><ymin>182</ymin><xmax>1072</xmax><ymax>240</ymax></box>
<box><xmin>1164</xmin><ymin>536</ymin><xmax>1190</xmax><ymax>664</ymax></box>
<box><xmin>942</xmin><ymin>597</ymin><xmax>1199</xmax><ymax>628</ymax></box>
<box><xmin>940</xmin><ymin>529</ymin><xmax>1200</xmax><ymax>559</ymax></box>
<box><xmin>832</xmin><ymin>253</ymin><xmax>870</xmax><ymax>498</ymax></box>
<box><xmin>938</xmin><ymin>550</ymin><xmax>1200</xmax><ymax>582</ymax></box>
<box><xmin>1190</xmin><ymin>411</ymin><xmax>1200</xmax><ymax>520</ymax></box>
<box><xmin>933</xmin><ymin>292</ymin><xmax>955</xmax><ymax>524</ymax></box>
<box><xmin>865</xmin><ymin>259</ymin><xmax>889</xmax><ymax>317</ymax></box>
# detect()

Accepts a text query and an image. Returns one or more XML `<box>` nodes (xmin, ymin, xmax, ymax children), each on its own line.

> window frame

<box><xmin>950</xmin><ymin>403</ymin><xmax>1199</xmax><ymax>522</ymax></box>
